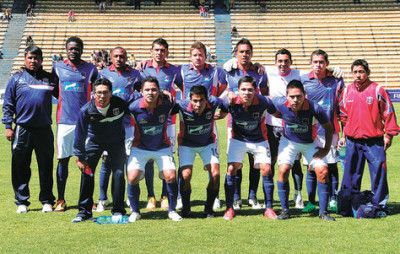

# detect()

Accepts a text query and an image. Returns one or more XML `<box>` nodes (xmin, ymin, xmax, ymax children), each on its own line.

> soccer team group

<box><xmin>3</xmin><ymin>36</ymin><xmax>399</xmax><ymax>223</ymax></box>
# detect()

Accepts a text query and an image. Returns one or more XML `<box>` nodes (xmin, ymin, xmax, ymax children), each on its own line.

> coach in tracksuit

<box><xmin>2</xmin><ymin>46</ymin><xmax>57</xmax><ymax>214</ymax></box>
<box><xmin>72</xmin><ymin>78</ymin><xmax>129</xmax><ymax>222</ymax></box>
<box><xmin>338</xmin><ymin>59</ymin><xmax>400</xmax><ymax>211</ymax></box>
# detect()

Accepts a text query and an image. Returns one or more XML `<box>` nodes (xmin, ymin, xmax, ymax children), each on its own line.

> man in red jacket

<box><xmin>338</xmin><ymin>59</ymin><xmax>400</xmax><ymax>212</ymax></box>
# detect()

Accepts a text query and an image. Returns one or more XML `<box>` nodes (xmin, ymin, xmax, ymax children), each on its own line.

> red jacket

<box><xmin>339</xmin><ymin>79</ymin><xmax>400</xmax><ymax>139</ymax></box>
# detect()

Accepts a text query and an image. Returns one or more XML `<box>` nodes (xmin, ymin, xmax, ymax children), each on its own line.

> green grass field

<box><xmin>0</xmin><ymin>105</ymin><xmax>399</xmax><ymax>253</ymax></box>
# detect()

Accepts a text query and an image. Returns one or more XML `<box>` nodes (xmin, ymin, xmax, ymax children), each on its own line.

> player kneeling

<box><xmin>273</xmin><ymin>80</ymin><xmax>335</xmax><ymax>221</ymax></box>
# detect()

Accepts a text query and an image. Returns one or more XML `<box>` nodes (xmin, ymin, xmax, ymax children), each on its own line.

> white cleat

<box><xmin>17</xmin><ymin>204</ymin><xmax>28</xmax><ymax>214</ymax></box>
<box><xmin>42</xmin><ymin>203</ymin><xmax>53</xmax><ymax>213</ymax></box>
<box><xmin>176</xmin><ymin>198</ymin><xmax>183</xmax><ymax>210</ymax></box>
<box><xmin>168</xmin><ymin>211</ymin><xmax>183</xmax><ymax>221</ymax></box>
<box><xmin>129</xmin><ymin>212</ymin><xmax>141</xmax><ymax>223</ymax></box>
<box><xmin>248</xmin><ymin>198</ymin><xmax>262</xmax><ymax>210</ymax></box>
<box><xmin>295</xmin><ymin>194</ymin><xmax>305</xmax><ymax>209</ymax></box>
<box><xmin>213</xmin><ymin>197</ymin><xmax>221</xmax><ymax>210</ymax></box>
<box><xmin>233</xmin><ymin>200</ymin><xmax>242</xmax><ymax>210</ymax></box>
<box><xmin>96</xmin><ymin>199</ymin><xmax>110</xmax><ymax>212</ymax></box>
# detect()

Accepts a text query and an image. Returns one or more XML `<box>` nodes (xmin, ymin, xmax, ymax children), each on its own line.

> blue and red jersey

<box><xmin>129</xmin><ymin>97</ymin><xmax>174</xmax><ymax>151</ymax></box>
<box><xmin>301</xmin><ymin>71</ymin><xmax>344</xmax><ymax>135</ymax></box>
<box><xmin>222</xmin><ymin>94</ymin><xmax>276</xmax><ymax>143</ymax></box>
<box><xmin>339</xmin><ymin>79</ymin><xmax>400</xmax><ymax>139</ymax></box>
<box><xmin>180</xmin><ymin>64</ymin><xmax>226</xmax><ymax>99</ymax></box>
<box><xmin>2</xmin><ymin>68</ymin><xmax>58</xmax><ymax>128</ymax></box>
<box><xmin>99</xmin><ymin>64</ymin><xmax>141</xmax><ymax>127</ymax></box>
<box><xmin>224</xmin><ymin>64</ymin><xmax>268</xmax><ymax>94</ymax></box>
<box><xmin>52</xmin><ymin>59</ymin><xmax>98</xmax><ymax>125</ymax></box>
<box><xmin>171</xmin><ymin>95</ymin><xmax>225</xmax><ymax>147</ymax></box>
<box><xmin>272</xmin><ymin>96</ymin><xmax>329</xmax><ymax>144</ymax></box>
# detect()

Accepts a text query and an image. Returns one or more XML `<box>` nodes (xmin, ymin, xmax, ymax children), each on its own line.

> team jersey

<box><xmin>339</xmin><ymin>79</ymin><xmax>400</xmax><ymax>139</ymax></box>
<box><xmin>180</xmin><ymin>64</ymin><xmax>226</xmax><ymax>99</ymax></box>
<box><xmin>224</xmin><ymin>64</ymin><xmax>268</xmax><ymax>94</ymax></box>
<box><xmin>129</xmin><ymin>97</ymin><xmax>174</xmax><ymax>151</ymax></box>
<box><xmin>222</xmin><ymin>94</ymin><xmax>276</xmax><ymax>143</ymax></box>
<box><xmin>171</xmin><ymin>95</ymin><xmax>225</xmax><ymax>147</ymax></box>
<box><xmin>2</xmin><ymin>68</ymin><xmax>57</xmax><ymax>128</ymax></box>
<box><xmin>99</xmin><ymin>64</ymin><xmax>141</xmax><ymax>126</ymax></box>
<box><xmin>52</xmin><ymin>59</ymin><xmax>98</xmax><ymax>125</ymax></box>
<box><xmin>74</xmin><ymin>96</ymin><xmax>129</xmax><ymax>161</ymax></box>
<box><xmin>265</xmin><ymin>66</ymin><xmax>302</xmax><ymax>127</ymax></box>
<box><xmin>272</xmin><ymin>96</ymin><xmax>329</xmax><ymax>144</ymax></box>
<box><xmin>301</xmin><ymin>71</ymin><xmax>344</xmax><ymax>135</ymax></box>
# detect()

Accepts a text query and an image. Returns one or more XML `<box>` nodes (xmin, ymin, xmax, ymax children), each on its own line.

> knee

<box><xmin>278</xmin><ymin>165</ymin><xmax>291</xmax><ymax>181</ymax></box>
<box><xmin>316</xmin><ymin>167</ymin><xmax>329</xmax><ymax>183</ymax></box>
<box><xmin>181</xmin><ymin>169</ymin><xmax>192</xmax><ymax>182</ymax></box>
<box><xmin>261</xmin><ymin>164</ymin><xmax>272</xmax><ymax>176</ymax></box>
<box><xmin>164</xmin><ymin>170</ymin><xmax>177</xmax><ymax>183</ymax></box>
<box><xmin>127</xmin><ymin>170</ymin><xmax>141</xmax><ymax>185</ymax></box>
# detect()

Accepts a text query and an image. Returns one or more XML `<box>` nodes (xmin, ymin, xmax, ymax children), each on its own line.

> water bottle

<box><xmin>96</xmin><ymin>215</ymin><xmax>112</xmax><ymax>225</ymax></box>
<box><xmin>96</xmin><ymin>215</ymin><xmax>129</xmax><ymax>225</ymax></box>
<box><xmin>338</xmin><ymin>141</ymin><xmax>346</xmax><ymax>172</ymax></box>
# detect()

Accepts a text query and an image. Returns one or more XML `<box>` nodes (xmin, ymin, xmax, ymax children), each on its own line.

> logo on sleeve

<box><xmin>159</xmin><ymin>115</ymin><xmax>165</xmax><ymax>123</ymax></box>
<box><xmin>113</xmin><ymin>108</ymin><xmax>120</xmax><ymax>116</ymax></box>
<box><xmin>206</xmin><ymin>111</ymin><xmax>212</xmax><ymax>120</ymax></box>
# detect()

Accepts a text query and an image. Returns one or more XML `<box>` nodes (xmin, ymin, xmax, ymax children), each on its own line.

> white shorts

<box><xmin>57</xmin><ymin>124</ymin><xmax>76</xmax><ymax>159</ymax></box>
<box><xmin>212</xmin><ymin>121</ymin><xmax>219</xmax><ymax>154</ymax></box>
<box><xmin>227</xmin><ymin>139</ymin><xmax>271</xmax><ymax>167</ymax></box>
<box><xmin>178</xmin><ymin>143</ymin><xmax>219</xmax><ymax>168</ymax></box>
<box><xmin>167</xmin><ymin>124</ymin><xmax>176</xmax><ymax>153</ymax></box>
<box><xmin>127</xmin><ymin>147</ymin><xmax>176</xmax><ymax>180</ymax></box>
<box><xmin>124</xmin><ymin>126</ymin><xmax>134</xmax><ymax>156</ymax></box>
<box><xmin>278</xmin><ymin>136</ymin><xmax>327</xmax><ymax>170</ymax></box>
<box><xmin>226</xmin><ymin>126</ymin><xmax>232</xmax><ymax>154</ymax></box>
<box><xmin>302</xmin><ymin>133</ymin><xmax>339</xmax><ymax>165</ymax></box>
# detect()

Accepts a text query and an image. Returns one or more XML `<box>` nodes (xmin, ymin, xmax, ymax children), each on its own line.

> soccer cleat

<box><xmin>329</xmin><ymin>200</ymin><xmax>338</xmax><ymax>212</ymax></box>
<box><xmin>295</xmin><ymin>194</ymin><xmax>305</xmax><ymax>209</ymax></box>
<box><xmin>129</xmin><ymin>212</ymin><xmax>141</xmax><ymax>223</ymax></box>
<box><xmin>176</xmin><ymin>198</ymin><xmax>183</xmax><ymax>210</ymax></box>
<box><xmin>181</xmin><ymin>209</ymin><xmax>192</xmax><ymax>218</ymax></box>
<box><xmin>264</xmin><ymin>208</ymin><xmax>278</xmax><ymax>219</ymax></box>
<box><xmin>223</xmin><ymin>208</ymin><xmax>235</xmax><ymax>220</ymax></box>
<box><xmin>146</xmin><ymin>197</ymin><xmax>157</xmax><ymax>210</ymax></box>
<box><xmin>160</xmin><ymin>196</ymin><xmax>169</xmax><ymax>210</ymax></box>
<box><xmin>213</xmin><ymin>197</ymin><xmax>221</xmax><ymax>210</ymax></box>
<box><xmin>302</xmin><ymin>202</ymin><xmax>316</xmax><ymax>213</ymax></box>
<box><xmin>203</xmin><ymin>209</ymin><xmax>215</xmax><ymax>218</ymax></box>
<box><xmin>168</xmin><ymin>211</ymin><xmax>183</xmax><ymax>221</ymax></box>
<box><xmin>42</xmin><ymin>203</ymin><xmax>53</xmax><ymax>213</ymax></box>
<box><xmin>71</xmin><ymin>216</ymin><xmax>92</xmax><ymax>223</ymax></box>
<box><xmin>319</xmin><ymin>211</ymin><xmax>336</xmax><ymax>221</ymax></box>
<box><xmin>54</xmin><ymin>200</ymin><xmax>66</xmax><ymax>212</ymax></box>
<box><xmin>16</xmin><ymin>204</ymin><xmax>28</xmax><ymax>214</ymax></box>
<box><xmin>233</xmin><ymin>199</ymin><xmax>242</xmax><ymax>210</ymax></box>
<box><xmin>277</xmin><ymin>209</ymin><xmax>290</xmax><ymax>220</ymax></box>
<box><xmin>248</xmin><ymin>198</ymin><xmax>262</xmax><ymax>210</ymax></box>
<box><xmin>96</xmin><ymin>199</ymin><xmax>110</xmax><ymax>212</ymax></box>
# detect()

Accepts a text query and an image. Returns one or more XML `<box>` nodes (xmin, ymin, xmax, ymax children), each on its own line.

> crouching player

<box><xmin>171</xmin><ymin>85</ymin><xmax>227</xmax><ymax>218</ymax></box>
<box><xmin>273</xmin><ymin>80</ymin><xmax>334</xmax><ymax>221</ymax></box>
<box><xmin>222</xmin><ymin>76</ymin><xmax>280</xmax><ymax>220</ymax></box>
<box><xmin>72</xmin><ymin>78</ymin><xmax>128</xmax><ymax>222</ymax></box>
<box><xmin>127</xmin><ymin>76</ymin><xmax>182</xmax><ymax>222</ymax></box>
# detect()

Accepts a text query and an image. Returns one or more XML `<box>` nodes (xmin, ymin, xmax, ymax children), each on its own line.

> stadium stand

<box><xmin>230</xmin><ymin>0</ymin><xmax>400</xmax><ymax>88</ymax></box>
<box><xmin>0</xmin><ymin>0</ymin><xmax>14</xmax><ymax>54</ymax></box>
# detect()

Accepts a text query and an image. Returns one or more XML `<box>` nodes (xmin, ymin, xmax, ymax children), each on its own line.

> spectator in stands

<box><xmin>29</xmin><ymin>0</ymin><xmax>36</xmax><ymax>8</ymax></box>
<box><xmin>91</xmin><ymin>51</ymin><xmax>97</xmax><ymax>66</ymax></box>
<box><xmin>134</xmin><ymin>0</ymin><xmax>141</xmax><ymax>10</ymax></box>
<box><xmin>204</xmin><ymin>5</ymin><xmax>209</xmax><ymax>17</ymax></box>
<box><xmin>199</xmin><ymin>4</ymin><xmax>205</xmax><ymax>16</ymax></box>
<box><xmin>229</xmin><ymin>0</ymin><xmax>235</xmax><ymax>10</ymax></box>
<box><xmin>145</xmin><ymin>0</ymin><xmax>151</xmax><ymax>6</ymax></box>
<box><xmin>260</xmin><ymin>0</ymin><xmax>266</xmax><ymax>13</ymax></box>
<box><xmin>154</xmin><ymin>0</ymin><xmax>161</xmax><ymax>6</ymax></box>
<box><xmin>100</xmin><ymin>1</ymin><xmax>106</xmax><ymax>12</ymax></box>
<box><xmin>255</xmin><ymin>0</ymin><xmax>260</xmax><ymax>4</ymax></box>
<box><xmin>26</xmin><ymin>4</ymin><xmax>33</xmax><ymax>17</ymax></box>
<box><xmin>231</xmin><ymin>26</ymin><xmax>239</xmax><ymax>38</ymax></box>
<box><xmin>354</xmin><ymin>0</ymin><xmax>360</xmax><ymax>3</ymax></box>
<box><xmin>52</xmin><ymin>54</ymin><xmax>59</xmax><ymax>66</ymax></box>
<box><xmin>26</xmin><ymin>35</ymin><xmax>34</xmax><ymax>46</ymax></box>
<box><xmin>68</xmin><ymin>10</ymin><xmax>75</xmax><ymax>22</ymax></box>
<box><xmin>4</xmin><ymin>8</ymin><xmax>12</xmax><ymax>21</ymax></box>
<box><xmin>58</xmin><ymin>54</ymin><xmax>63</xmax><ymax>61</ymax></box>
<box><xmin>129</xmin><ymin>53</ymin><xmax>136</xmax><ymax>67</ymax></box>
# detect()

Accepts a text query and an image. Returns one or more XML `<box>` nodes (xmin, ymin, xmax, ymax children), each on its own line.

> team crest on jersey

<box><xmin>366</xmin><ymin>97</ymin><xmax>373</xmax><ymax>104</ymax></box>
<box><xmin>43</xmin><ymin>78</ymin><xmax>49</xmax><ymax>84</ymax></box>
<box><xmin>206</xmin><ymin>111</ymin><xmax>212</xmax><ymax>119</ymax></box>
<box><xmin>113</xmin><ymin>108</ymin><xmax>120</xmax><ymax>116</ymax></box>
<box><xmin>90</xmin><ymin>116</ymin><xmax>95</xmax><ymax>121</ymax></box>
<box><xmin>127</xmin><ymin>77</ymin><xmax>132</xmax><ymax>85</ymax></box>
<box><xmin>302</xmin><ymin>118</ymin><xmax>309</xmax><ymax>125</ymax></box>
<box><xmin>204</xmin><ymin>75</ymin><xmax>211</xmax><ymax>82</ymax></box>
<box><xmin>253</xmin><ymin>112</ymin><xmax>259</xmax><ymax>119</ymax></box>
<box><xmin>164</xmin><ymin>76</ymin><xmax>170</xmax><ymax>82</ymax></box>
<box><xmin>81</xmin><ymin>72</ymin><xmax>87</xmax><ymax>80</ymax></box>
<box><xmin>159</xmin><ymin>115</ymin><xmax>165</xmax><ymax>123</ymax></box>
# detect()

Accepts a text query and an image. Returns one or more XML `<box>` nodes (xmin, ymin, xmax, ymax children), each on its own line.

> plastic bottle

<box><xmin>96</xmin><ymin>215</ymin><xmax>129</xmax><ymax>225</ymax></box>
<box><xmin>75</xmin><ymin>158</ymin><xmax>94</xmax><ymax>177</ymax></box>
<box><xmin>338</xmin><ymin>141</ymin><xmax>346</xmax><ymax>172</ymax></box>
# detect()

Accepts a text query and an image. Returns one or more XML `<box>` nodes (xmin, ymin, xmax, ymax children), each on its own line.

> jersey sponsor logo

<box><xmin>64</xmin><ymin>82</ymin><xmax>84</xmax><ymax>92</ymax></box>
<box><xmin>187</xmin><ymin>123</ymin><xmax>212</xmax><ymax>135</ymax></box>
<box><xmin>286</xmin><ymin>123</ymin><xmax>309</xmax><ymax>133</ymax></box>
<box><xmin>366</xmin><ymin>97</ymin><xmax>373</xmax><ymax>104</ymax></box>
<box><xmin>234</xmin><ymin>120</ymin><xmax>258</xmax><ymax>131</ymax></box>
<box><xmin>318</xmin><ymin>100</ymin><xmax>332</xmax><ymax>110</ymax></box>
<box><xmin>139</xmin><ymin>118</ymin><xmax>147</xmax><ymax>124</ymax></box>
<box><xmin>142</xmin><ymin>125</ymin><xmax>163</xmax><ymax>135</ymax></box>
<box><xmin>159</xmin><ymin>114</ymin><xmax>165</xmax><ymax>123</ymax></box>
<box><xmin>186</xmin><ymin>116</ymin><xmax>195</xmax><ymax>121</ymax></box>
<box><xmin>113</xmin><ymin>108</ymin><xmax>120</xmax><ymax>116</ymax></box>
<box><xmin>164</xmin><ymin>76</ymin><xmax>170</xmax><ymax>83</ymax></box>
<box><xmin>29</xmin><ymin>84</ymin><xmax>54</xmax><ymax>90</ymax></box>
<box><xmin>204</xmin><ymin>75</ymin><xmax>211</xmax><ymax>82</ymax></box>
<box><xmin>206</xmin><ymin>111</ymin><xmax>212</xmax><ymax>119</ymax></box>
<box><xmin>113</xmin><ymin>88</ymin><xmax>125</xmax><ymax>96</ymax></box>
<box><xmin>253</xmin><ymin>112</ymin><xmax>259</xmax><ymax>119</ymax></box>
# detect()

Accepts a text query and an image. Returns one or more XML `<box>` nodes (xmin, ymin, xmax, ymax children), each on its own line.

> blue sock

<box><xmin>277</xmin><ymin>180</ymin><xmax>289</xmax><ymax>210</ymax></box>
<box><xmin>99</xmin><ymin>159</ymin><xmax>112</xmax><ymax>200</ymax></box>
<box><xmin>328</xmin><ymin>164</ymin><xmax>339</xmax><ymax>200</ymax></box>
<box><xmin>127</xmin><ymin>183</ymin><xmax>140</xmax><ymax>213</ymax></box>
<box><xmin>225</xmin><ymin>174</ymin><xmax>234</xmax><ymax>209</ymax></box>
<box><xmin>233</xmin><ymin>169</ymin><xmax>242</xmax><ymax>201</ymax></box>
<box><xmin>56</xmin><ymin>158</ymin><xmax>69</xmax><ymax>201</ymax></box>
<box><xmin>166</xmin><ymin>182</ymin><xmax>178</xmax><ymax>212</ymax></box>
<box><xmin>317</xmin><ymin>181</ymin><xmax>329</xmax><ymax>214</ymax></box>
<box><xmin>306</xmin><ymin>170</ymin><xmax>317</xmax><ymax>204</ymax></box>
<box><xmin>144</xmin><ymin>161</ymin><xmax>155</xmax><ymax>198</ymax></box>
<box><xmin>262</xmin><ymin>174</ymin><xmax>274</xmax><ymax>208</ymax></box>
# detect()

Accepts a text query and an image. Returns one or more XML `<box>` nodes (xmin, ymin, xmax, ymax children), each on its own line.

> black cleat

<box><xmin>277</xmin><ymin>209</ymin><xmax>290</xmax><ymax>220</ymax></box>
<box><xmin>203</xmin><ymin>209</ymin><xmax>215</xmax><ymax>218</ymax></box>
<box><xmin>319</xmin><ymin>211</ymin><xmax>336</xmax><ymax>221</ymax></box>
<box><xmin>181</xmin><ymin>209</ymin><xmax>192</xmax><ymax>218</ymax></box>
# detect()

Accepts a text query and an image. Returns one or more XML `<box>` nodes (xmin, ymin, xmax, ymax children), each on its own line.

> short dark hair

<box><xmin>111</xmin><ymin>47</ymin><xmax>127</xmax><ymax>57</ymax></box>
<box><xmin>351</xmin><ymin>59</ymin><xmax>370</xmax><ymax>73</ymax></box>
<box><xmin>238</xmin><ymin>76</ymin><xmax>256</xmax><ymax>90</ymax></box>
<box><xmin>310</xmin><ymin>49</ymin><xmax>328</xmax><ymax>62</ymax></box>
<box><xmin>93</xmin><ymin>78</ymin><xmax>112</xmax><ymax>91</ymax></box>
<box><xmin>152</xmin><ymin>38</ymin><xmax>169</xmax><ymax>50</ymax></box>
<box><xmin>189</xmin><ymin>85</ymin><xmax>208</xmax><ymax>100</ymax></box>
<box><xmin>24</xmin><ymin>45</ymin><xmax>43</xmax><ymax>59</ymax></box>
<box><xmin>275</xmin><ymin>48</ymin><xmax>292</xmax><ymax>62</ymax></box>
<box><xmin>190</xmin><ymin>41</ymin><xmax>206</xmax><ymax>55</ymax></box>
<box><xmin>286</xmin><ymin>79</ymin><xmax>305</xmax><ymax>94</ymax></box>
<box><xmin>234</xmin><ymin>38</ymin><xmax>253</xmax><ymax>53</ymax></box>
<box><xmin>141</xmin><ymin>76</ymin><xmax>160</xmax><ymax>90</ymax></box>
<box><xmin>65</xmin><ymin>36</ymin><xmax>84</xmax><ymax>50</ymax></box>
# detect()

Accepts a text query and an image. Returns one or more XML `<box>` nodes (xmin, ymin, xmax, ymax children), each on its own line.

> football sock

<box><xmin>248</xmin><ymin>153</ymin><xmax>260</xmax><ymax>200</ymax></box>
<box><xmin>56</xmin><ymin>157</ymin><xmax>69</xmax><ymax>201</ymax></box>
<box><xmin>166</xmin><ymin>182</ymin><xmax>178</xmax><ymax>212</ymax></box>
<box><xmin>306</xmin><ymin>170</ymin><xmax>317</xmax><ymax>204</ymax></box>
<box><xmin>206</xmin><ymin>188</ymin><xmax>218</xmax><ymax>211</ymax></box>
<box><xmin>233</xmin><ymin>169</ymin><xmax>242</xmax><ymax>201</ymax></box>
<box><xmin>317</xmin><ymin>181</ymin><xmax>329</xmax><ymax>214</ymax></box>
<box><xmin>225</xmin><ymin>174</ymin><xmax>234</xmax><ymax>209</ymax></box>
<box><xmin>277</xmin><ymin>180</ymin><xmax>289</xmax><ymax>210</ymax></box>
<box><xmin>144</xmin><ymin>161</ymin><xmax>155</xmax><ymax>198</ymax></box>
<box><xmin>262</xmin><ymin>174</ymin><xmax>274</xmax><ymax>209</ymax></box>
<box><xmin>127</xmin><ymin>183</ymin><xmax>140</xmax><ymax>213</ymax></box>
<box><xmin>328</xmin><ymin>164</ymin><xmax>339</xmax><ymax>200</ymax></box>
